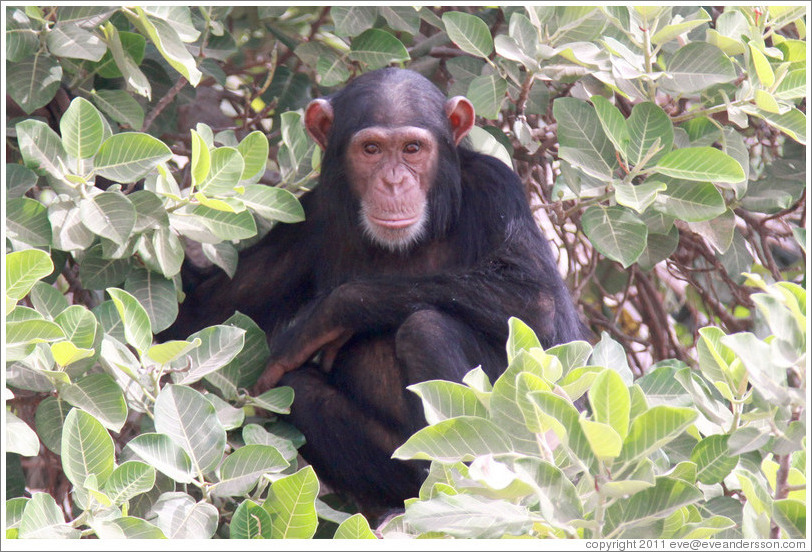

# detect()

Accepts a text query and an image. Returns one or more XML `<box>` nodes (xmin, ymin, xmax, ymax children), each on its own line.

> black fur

<box><xmin>162</xmin><ymin>69</ymin><xmax>584</xmax><ymax>510</ymax></box>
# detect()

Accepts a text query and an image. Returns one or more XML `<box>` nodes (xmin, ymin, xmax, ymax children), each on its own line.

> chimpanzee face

<box><xmin>304</xmin><ymin>88</ymin><xmax>475</xmax><ymax>252</ymax></box>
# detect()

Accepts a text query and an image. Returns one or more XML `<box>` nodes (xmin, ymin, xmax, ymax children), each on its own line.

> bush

<box><xmin>4</xmin><ymin>5</ymin><xmax>806</xmax><ymax>540</ymax></box>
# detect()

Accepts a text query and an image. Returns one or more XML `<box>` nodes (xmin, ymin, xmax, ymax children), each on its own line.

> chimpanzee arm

<box><xmin>263</xmin><ymin>229</ymin><xmax>569</xmax><ymax>379</ymax></box>
<box><xmin>162</xmin><ymin>196</ymin><xmax>320</xmax><ymax>341</ymax></box>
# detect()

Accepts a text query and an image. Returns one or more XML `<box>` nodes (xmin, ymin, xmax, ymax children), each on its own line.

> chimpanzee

<box><xmin>164</xmin><ymin>68</ymin><xmax>584</xmax><ymax>510</ymax></box>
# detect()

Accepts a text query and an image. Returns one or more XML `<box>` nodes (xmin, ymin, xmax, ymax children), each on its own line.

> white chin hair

<box><xmin>360</xmin><ymin>209</ymin><xmax>427</xmax><ymax>252</ymax></box>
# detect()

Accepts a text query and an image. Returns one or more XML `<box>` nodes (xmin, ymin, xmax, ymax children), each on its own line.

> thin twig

<box><xmin>142</xmin><ymin>76</ymin><xmax>188</xmax><ymax>132</ymax></box>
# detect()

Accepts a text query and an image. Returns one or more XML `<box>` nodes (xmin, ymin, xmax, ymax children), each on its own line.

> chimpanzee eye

<box><xmin>363</xmin><ymin>143</ymin><xmax>380</xmax><ymax>155</ymax></box>
<box><xmin>404</xmin><ymin>141</ymin><xmax>421</xmax><ymax>154</ymax></box>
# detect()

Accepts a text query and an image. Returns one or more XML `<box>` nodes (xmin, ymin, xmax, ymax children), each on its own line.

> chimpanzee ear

<box><xmin>305</xmin><ymin>99</ymin><xmax>333</xmax><ymax>150</ymax></box>
<box><xmin>445</xmin><ymin>96</ymin><xmax>475</xmax><ymax>145</ymax></box>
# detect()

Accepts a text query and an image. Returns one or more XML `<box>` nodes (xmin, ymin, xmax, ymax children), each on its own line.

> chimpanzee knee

<box><xmin>395</xmin><ymin>309</ymin><xmax>503</xmax><ymax>383</ymax></box>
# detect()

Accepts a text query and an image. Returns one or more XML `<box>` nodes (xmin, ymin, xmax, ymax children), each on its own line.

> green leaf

<box><xmin>6</xmin><ymin>9</ymin><xmax>39</xmax><ymax>62</ymax></box>
<box><xmin>128</xmin><ymin>9</ymin><xmax>202</xmax><ymax>85</ymax></box>
<box><xmin>467</xmin><ymin>74</ymin><xmax>507</xmax><ymax>120</ymax></box>
<box><xmin>93</xmin><ymin>517</ymin><xmax>166</xmax><ymax>539</ymax></box>
<box><xmin>554</xmin><ymin>97</ymin><xmax>617</xmax><ymax>179</ymax></box>
<box><xmin>334</xmin><ymin>513</ymin><xmax>377</xmax><ymax>539</ymax></box>
<box><xmin>50</xmin><ymin>340</ymin><xmax>94</xmax><ymax>367</ymax></box>
<box><xmin>408</xmin><ymin>380</ymin><xmax>488</xmax><ymax>425</ymax></box>
<box><xmin>614</xmin><ymin>180</ymin><xmax>667</xmax><ymax>214</ymax></box>
<box><xmin>35</xmin><ymin>397</ymin><xmax>71</xmax><ymax>454</ymax></box>
<box><xmin>154</xmin><ymin>384</ymin><xmax>226</xmax><ymax>474</ymax></box>
<box><xmin>198</xmin><ymin>146</ymin><xmax>244</xmax><ymax>194</ymax></box>
<box><xmin>380</xmin><ymin>6</ymin><xmax>421</xmax><ymax>34</ymax></box>
<box><xmin>619</xmin><ymin>406</ymin><xmax>697</xmax><ymax>466</ymax></box>
<box><xmin>79</xmin><ymin>191</ymin><xmax>136</xmax><ymax>245</ymax></box>
<box><xmin>242</xmin><ymin>424</ymin><xmax>299</xmax><ymax>464</ymax></box>
<box><xmin>54</xmin><ymin>304</ymin><xmax>98</xmax><ymax>348</ymax></box>
<box><xmin>106</xmin><ymin>287</ymin><xmax>152</xmax><ymax>354</ymax></box>
<box><xmin>773</xmin><ymin>499</ymin><xmax>806</xmax><ymax>539</ymax></box>
<box><xmin>506</xmin><ymin>316</ymin><xmax>542</xmax><ymax>362</ymax></box>
<box><xmin>691</xmin><ymin>435</ymin><xmax>738</xmax><ymax>485</ymax></box>
<box><xmin>331</xmin><ymin>6</ymin><xmax>378</xmax><ymax>37</ymax></box>
<box><xmin>591</xmin><ymin>95</ymin><xmax>629</xmax><ymax>158</ymax></box>
<box><xmin>59</xmin><ymin>97</ymin><xmax>105</xmax><ymax>159</ymax></box>
<box><xmin>79</xmin><ymin>244</ymin><xmax>131</xmax><ymax>289</ymax></box>
<box><xmin>208</xmin><ymin>312</ymin><xmax>271</xmax><ymax>393</ymax></box>
<box><xmin>650</xmin><ymin>8</ymin><xmax>711</xmax><ymax>45</ymax></box>
<box><xmin>46</xmin><ymin>23</ymin><xmax>106</xmax><ymax>61</ymax></box>
<box><xmin>92</xmin><ymin>30</ymin><xmax>145</xmax><ymax>78</ymax></box>
<box><xmin>18</xmin><ymin>492</ymin><xmax>81</xmax><ymax>539</ymax></box>
<box><xmin>61</xmin><ymin>373</ymin><xmax>127</xmax><ymax>433</ymax></box>
<box><xmin>660</xmin><ymin>42</ymin><xmax>737</xmax><ymax>94</ymax></box>
<box><xmin>94</xmin><ymin>132</ymin><xmax>173</xmax><ymax>183</ymax></box>
<box><xmin>192</xmin><ymin>206</ymin><xmax>258</xmax><ymax>240</ymax></box>
<box><xmin>743</xmin><ymin>106</ymin><xmax>806</xmax><ymax>145</ymax></box>
<box><xmin>637</xmin><ymin>225</ymin><xmax>680</xmax><ymax>271</ymax></box>
<box><xmin>61</xmin><ymin>409</ymin><xmax>115</xmax><ymax>488</ymax></box>
<box><xmin>6</xmin><ymin>197</ymin><xmax>52</xmax><ymax>247</ymax></box>
<box><xmin>210</xmin><ymin>445</ymin><xmax>289</xmax><ymax>497</ymax></box>
<box><xmin>579</xmin><ymin>419</ymin><xmax>623</xmax><ymax>460</ymax></box>
<box><xmin>15</xmin><ymin>119</ymin><xmax>68</xmax><ymax>180</ymax></box>
<box><xmin>56</xmin><ymin>6</ymin><xmax>116</xmax><ymax>29</ymax></box>
<box><xmin>467</xmin><ymin>126</ymin><xmax>513</xmax><ymax>169</ymax></box>
<box><xmin>393</xmin><ymin>416</ymin><xmax>513</xmax><ymax>462</ymax></box>
<box><xmin>124</xmin><ymin>433</ymin><xmax>194</xmax><ymax>483</ymax></box>
<box><xmin>146</xmin><ymin>338</ymin><xmax>201</xmax><ymax>365</ymax></box>
<box><xmin>237</xmin><ymin>131</ymin><xmax>270</xmax><ymax>181</ymax></box>
<box><xmin>123</xmin><ymin>268</ymin><xmax>178</xmax><ymax>334</ymax></box>
<box><xmin>6</xmin><ymin>319</ymin><xmax>65</xmax><ymax>347</ymax></box>
<box><xmin>205</xmin><ymin>393</ymin><xmax>245</xmax><ymax>430</ymax></box>
<box><xmin>6</xmin><ymin>411</ymin><xmax>40</xmax><ymax>457</ymax></box>
<box><xmin>102</xmin><ymin>23</ymin><xmax>151</xmax><ymax>99</ymax></box>
<box><xmin>48</xmin><ymin>199</ymin><xmax>96</xmax><ymax>252</ymax></box>
<box><xmin>103</xmin><ymin>461</ymin><xmax>156</xmax><ymax>505</ymax></box>
<box><xmin>348</xmin><ymin>29</ymin><xmax>410</xmax><ymax>70</ymax></box>
<box><xmin>604</xmin><ymin>476</ymin><xmax>704</xmax><ymax>537</ymax></box>
<box><xmin>582</xmin><ymin>205</ymin><xmax>648</xmax><ymax>268</ymax></box>
<box><xmin>6</xmin><ymin>163</ymin><xmax>39</xmax><ymax>198</ymax></box>
<box><xmin>748</xmin><ymin>43</ymin><xmax>775</xmax><ymax>88</ymax></box>
<box><xmin>405</xmin><ymin>493</ymin><xmax>532</xmax><ymax>538</ymax></box>
<box><xmin>654</xmin><ymin>147</ymin><xmax>745</xmax><ymax>183</ymax></box>
<box><xmin>240</xmin><ymin>184</ymin><xmax>305</xmax><ymax>224</ymax></box>
<box><xmin>774</xmin><ymin>68</ymin><xmax>806</xmax><ymax>100</ymax></box>
<box><xmin>264</xmin><ymin>466</ymin><xmax>320</xmax><ymax>539</ymax></box>
<box><xmin>316</xmin><ymin>54</ymin><xmax>351</xmax><ymax>87</ymax></box>
<box><xmin>230</xmin><ymin>500</ymin><xmax>273</xmax><ymax>539</ymax></box>
<box><xmin>6</xmin><ymin>249</ymin><xmax>54</xmax><ymax>305</ymax></box>
<box><xmin>173</xmin><ymin>325</ymin><xmax>246</xmax><ymax>385</ymax></box>
<box><xmin>590</xmin><ymin>368</ymin><xmax>631</xmax><ymax>439</ymax></box>
<box><xmin>655</xmin><ymin>179</ymin><xmax>727</xmax><ymax>222</ymax></box>
<box><xmin>7</xmin><ymin>52</ymin><xmax>63</xmax><ymax>113</ymax></box>
<box><xmin>91</xmin><ymin>89</ymin><xmax>145</xmax><ymax>130</ymax></box>
<box><xmin>528</xmin><ymin>391</ymin><xmax>596</xmax><ymax>465</ymax></box>
<box><xmin>151</xmin><ymin>493</ymin><xmax>219</xmax><ymax>539</ymax></box>
<box><xmin>442</xmin><ymin>11</ymin><xmax>493</xmax><ymax>58</ymax></box>
<box><xmin>150</xmin><ymin>227</ymin><xmax>185</xmax><ymax>278</ymax></box>
<box><xmin>250</xmin><ymin>387</ymin><xmax>295</xmax><ymax>415</ymax></box>
<box><xmin>626</xmin><ymin>102</ymin><xmax>673</xmax><ymax>167</ymax></box>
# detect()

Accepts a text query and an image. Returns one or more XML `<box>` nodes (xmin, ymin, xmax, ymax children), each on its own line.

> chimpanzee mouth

<box><xmin>368</xmin><ymin>214</ymin><xmax>420</xmax><ymax>229</ymax></box>
<box><xmin>361</xmin><ymin>207</ymin><xmax>428</xmax><ymax>251</ymax></box>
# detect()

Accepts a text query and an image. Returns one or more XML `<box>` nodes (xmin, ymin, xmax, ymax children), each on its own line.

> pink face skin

<box><xmin>346</xmin><ymin>126</ymin><xmax>438</xmax><ymax>251</ymax></box>
<box><xmin>304</xmin><ymin>95</ymin><xmax>475</xmax><ymax>252</ymax></box>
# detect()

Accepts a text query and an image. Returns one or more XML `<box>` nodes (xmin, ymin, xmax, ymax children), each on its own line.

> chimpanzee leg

<box><xmin>279</xmin><ymin>356</ymin><xmax>426</xmax><ymax>509</ymax></box>
<box><xmin>279</xmin><ymin>309</ymin><xmax>505</xmax><ymax>509</ymax></box>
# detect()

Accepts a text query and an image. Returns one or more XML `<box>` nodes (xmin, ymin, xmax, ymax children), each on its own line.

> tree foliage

<box><xmin>4</xmin><ymin>5</ymin><xmax>807</xmax><ymax>540</ymax></box>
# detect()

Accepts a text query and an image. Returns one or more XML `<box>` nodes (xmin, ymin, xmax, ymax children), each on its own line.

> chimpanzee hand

<box><xmin>255</xmin><ymin>291</ymin><xmax>354</xmax><ymax>391</ymax></box>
